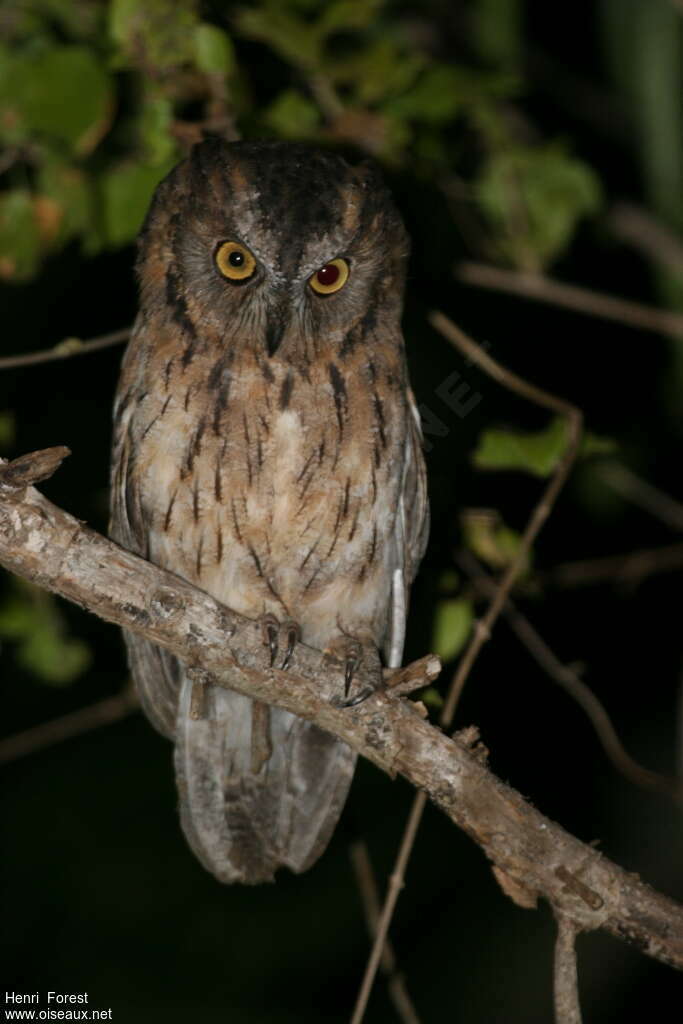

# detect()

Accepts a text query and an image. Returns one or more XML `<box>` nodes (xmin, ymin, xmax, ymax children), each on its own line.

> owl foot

<box><xmin>260</xmin><ymin>613</ymin><xmax>280</xmax><ymax>667</ymax></box>
<box><xmin>325</xmin><ymin>638</ymin><xmax>378</xmax><ymax>708</ymax></box>
<box><xmin>281</xmin><ymin>620</ymin><xmax>301</xmax><ymax>671</ymax></box>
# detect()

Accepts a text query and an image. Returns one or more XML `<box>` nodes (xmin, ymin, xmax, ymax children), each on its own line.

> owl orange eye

<box><xmin>309</xmin><ymin>257</ymin><xmax>349</xmax><ymax>295</ymax></box>
<box><xmin>215</xmin><ymin>241</ymin><xmax>257</xmax><ymax>282</ymax></box>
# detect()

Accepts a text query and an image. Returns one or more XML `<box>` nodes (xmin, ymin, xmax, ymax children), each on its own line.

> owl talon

<box><xmin>281</xmin><ymin>621</ymin><xmax>301</xmax><ymax>671</ymax></box>
<box><xmin>344</xmin><ymin>653</ymin><xmax>359</xmax><ymax>699</ymax></box>
<box><xmin>260</xmin><ymin>614</ymin><xmax>280</xmax><ymax>667</ymax></box>
<box><xmin>331</xmin><ymin>686</ymin><xmax>375</xmax><ymax>709</ymax></box>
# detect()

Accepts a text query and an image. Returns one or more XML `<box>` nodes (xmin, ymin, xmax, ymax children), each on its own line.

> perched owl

<box><xmin>110</xmin><ymin>138</ymin><xmax>429</xmax><ymax>884</ymax></box>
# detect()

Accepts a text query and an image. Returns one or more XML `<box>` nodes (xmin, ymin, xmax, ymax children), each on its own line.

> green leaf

<box><xmin>264</xmin><ymin>90</ymin><xmax>321</xmax><ymax>139</ymax></box>
<box><xmin>333</xmin><ymin>39</ymin><xmax>423</xmax><ymax>107</ymax></box>
<box><xmin>193</xmin><ymin>23</ymin><xmax>235</xmax><ymax>75</ymax></box>
<box><xmin>477</xmin><ymin>144</ymin><xmax>602</xmax><ymax>269</ymax></box>
<box><xmin>100</xmin><ymin>160</ymin><xmax>175</xmax><ymax>248</ymax></box>
<box><xmin>317</xmin><ymin>0</ymin><xmax>384</xmax><ymax>35</ymax></box>
<box><xmin>473</xmin><ymin>416</ymin><xmax>569</xmax><ymax>477</ymax></box>
<box><xmin>0</xmin><ymin>190</ymin><xmax>40</xmax><ymax>281</ymax></box>
<box><xmin>474</xmin><ymin>418</ymin><xmax>616</xmax><ymax>475</ymax></box>
<box><xmin>385</xmin><ymin>65</ymin><xmax>466</xmax><ymax>123</ymax></box>
<box><xmin>461</xmin><ymin>512</ymin><xmax>530</xmax><ymax>572</ymax></box>
<box><xmin>419</xmin><ymin>686</ymin><xmax>444</xmax><ymax>710</ymax></box>
<box><xmin>432</xmin><ymin>598</ymin><xmax>474</xmax><ymax>662</ymax></box>
<box><xmin>235</xmin><ymin>6</ymin><xmax>322</xmax><ymax>69</ymax></box>
<box><xmin>110</xmin><ymin>0</ymin><xmax>198</xmax><ymax>68</ymax></box>
<box><xmin>0</xmin><ymin>585</ymin><xmax>92</xmax><ymax>686</ymax></box>
<box><xmin>488</xmin><ymin>524</ymin><xmax>526</xmax><ymax>569</ymax></box>
<box><xmin>36</xmin><ymin>160</ymin><xmax>93</xmax><ymax>246</ymax></box>
<box><xmin>0</xmin><ymin>46</ymin><xmax>113</xmax><ymax>155</ymax></box>
<box><xmin>18</xmin><ymin>631</ymin><xmax>92</xmax><ymax>685</ymax></box>
<box><xmin>385</xmin><ymin>63</ymin><xmax>516</xmax><ymax>124</ymax></box>
<box><xmin>137</xmin><ymin>95</ymin><xmax>177</xmax><ymax>166</ymax></box>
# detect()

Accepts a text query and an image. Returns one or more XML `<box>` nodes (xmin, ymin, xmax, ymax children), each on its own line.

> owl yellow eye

<box><xmin>215</xmin><ymin>241</ymin><xmax>257</xmax><ymax>282</ymax></box>
<box><xmin>309</xmin><ymin>257</ymin><xmax>349</xmax><ymax>295</ymax></box>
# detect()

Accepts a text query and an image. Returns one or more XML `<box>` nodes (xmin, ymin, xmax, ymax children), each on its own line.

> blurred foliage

<box><xmin>474</xmin><ymin>416</ymin><xmax>571</xmax><ymax>477</ymax></box>
<box><xmin>472</xmin><ymin>417</ymin><xmax>617</xmax><ymax>477</ymax></box>
<box><xmin>0</xmin><ymin>0</ymin><xmax>604</xmax><ymax>281</ymax></box>
<box><xmin>461</xmin><ymin>510</ymin><xmax>530</xmax><ymax>574</ymax></box>
<box><xmin>477</xmin><ymin>144</ymin><xmax>601</xmax><ymax>270</ymax></box>
<box><xmin>431</xmin><ymin>594</ymin><xmax>474</xmax><ymax>663</ymax></box>
<box><xmin>0</xmin><ymin>580</ymin><xmax>92</xmax><ymax>685</ymax></box>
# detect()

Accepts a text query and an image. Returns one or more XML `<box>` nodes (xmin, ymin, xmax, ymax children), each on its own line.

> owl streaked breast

<box><xmin>110</xmin><ymin>138</ymin><xmax>429</xmax><ymax>883</ymax></box>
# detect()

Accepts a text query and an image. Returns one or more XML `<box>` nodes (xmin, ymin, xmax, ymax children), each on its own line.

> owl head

<box><xmin>136</xmin><ymin>138</ymin><xmax>409</xmax><ymax>358</ymax></box>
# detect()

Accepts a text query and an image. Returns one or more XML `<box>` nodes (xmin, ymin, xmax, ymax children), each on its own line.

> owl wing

<box><xmin>109</xmin><ymin>326</ymin><xmax>180</xmax><ymax>738</ymax></box>
<box><xmin>385</xmin><ymin>387</ymin><xmax>430</xmax><ymax>669</ymax></box>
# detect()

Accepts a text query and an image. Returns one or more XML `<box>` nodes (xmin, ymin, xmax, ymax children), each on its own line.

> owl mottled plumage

<box><xmin>110</xmin><ymin>138</ymin><xmax>429</xmax><ymax>883</ymax></box>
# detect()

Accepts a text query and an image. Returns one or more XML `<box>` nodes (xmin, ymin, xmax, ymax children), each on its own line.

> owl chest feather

<box><xmin>124</xmin><ymin>335</ymin><xmax>407</xmax><ymax>645</ymax></box>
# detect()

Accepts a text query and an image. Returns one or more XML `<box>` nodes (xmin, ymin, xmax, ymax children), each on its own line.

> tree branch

<box><xmin>1</xmin><ymin>448</ymin><xmax>682</xmax><ymax>972</ymax></box>
<box><xmin>540</xmin><ymin>542</ymin><xmax>683</xmax><ymax>590</ymax></box>
<box><xmin>349</xmin><ymin>840</ymin><xmax>421</xmax><ymax>1024</ymax></box>
<box><xmin>0</xmin><ymin>684</ymin><xmax>137</xmax><ymax>765</ymax></box>
<box><xmin>554</xmin><ymin>914</ymin><xmax>583</xmax><ymax>1024</ymax></box>
<box><xmin>457</xmin><ymin>548</ymin><xmax>683</xmax><ymax>802</ymax></box>
<box><xmin>455</xmin><ymin>262</ymin><xmax>683</xmax><ymax>338</ymax></box>
<box><xmin>0</xmin><ymin>328</ymin><xmax>129</xmax><ymax>371</ymax></box>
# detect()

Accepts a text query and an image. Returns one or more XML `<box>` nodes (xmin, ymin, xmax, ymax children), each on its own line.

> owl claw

<box><xmin>339</xmin><ymin>687</ymin><xmax>374</xmax><ymax>708</ymax></box>
<box><xmin>324</xmin><ymin>637</ymin><xmax>379</xmax><ymax>707</ymax></box>
<box><xmin>344</xmin><ymin>653</ymin><xmax>359</xmax><ymax>699</ymax></box>
<box><xmin>281</xmin><ymin>621</ymin><xmax>301</xmax><ymax>671</ymax></box>
<box><xmin>260</xmin><ymin>614</ymin><xmax>280</xmax><ymax>667</ymax></box>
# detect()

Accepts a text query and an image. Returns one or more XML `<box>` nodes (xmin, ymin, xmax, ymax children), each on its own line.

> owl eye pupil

<box><xmin>316</xmin><ymin>263</ymin><xmax>340</xmax><ymax>286</ymax></box>
<box><xmin>229</xmin><ymin>251</ymin><xmax>245</xmax><ymax>267</ymax></box>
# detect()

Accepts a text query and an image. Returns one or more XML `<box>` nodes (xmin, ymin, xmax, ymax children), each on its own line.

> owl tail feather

<box><xmin>174</xmin><ymin>669</ymin><xmax>356</xmax><ymax>884</ymax></box>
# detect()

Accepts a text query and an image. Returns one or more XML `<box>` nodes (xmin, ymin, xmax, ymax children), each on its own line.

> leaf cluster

<box><xmin>0</xmin><ymin>0</ymin><xmax>600</xmax><ymax>280</ymax></box>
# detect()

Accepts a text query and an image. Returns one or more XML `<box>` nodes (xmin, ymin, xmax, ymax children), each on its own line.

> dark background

<box><xmin>2</xmin><ymin>2</ymin><xmax>682</xmax><ymax>1021</ymax></box>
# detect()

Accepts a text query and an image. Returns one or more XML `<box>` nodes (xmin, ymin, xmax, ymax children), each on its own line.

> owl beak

<box><xmin>264</xmin><ymin>291</ymin><xmax>291</xmax><ymax>357</ymax></box>
<box><xmin>265</xmin><ymin>318</ymin><xmax>287</xmax><ymax>357</ymax></box>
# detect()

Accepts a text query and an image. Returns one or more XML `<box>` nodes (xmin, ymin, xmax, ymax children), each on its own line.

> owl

<box><xmin>109</xmin><ymin>138</ymin><xmax>429</xmax><ymax>884</ymax></box>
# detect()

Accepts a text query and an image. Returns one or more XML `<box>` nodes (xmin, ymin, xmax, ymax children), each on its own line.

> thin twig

<box><xmin>350</xmin><ymin>313</ymin><xmax>583</xmax><ymax>1023</ymax></box>
<box><xmin>609</xmin><ymin>203</ymin><xmax>683</xmax><ymax>278</ymax></box>
<box><xmin>456</xmin><ymin>262</ymin><xmax>683</xmax><ymax>338</ymax></box>
<box><xmin>350</xmin><ymin>792</ymin><xmax>428</xmax><ymax>1024</ymax></box>
<box><xmin>541</xmin><ymin>542</ymin><xmax>683</xmax><ymax>589</ymax></box>
<box><xmin>554</xmin><ymin>915</ymin><xmax>582</xmax><ymax>1024</ymax></box>
<box><xmin>0</xmin><ymin>327</ymin><xmax>130</xmax><ymax>371</ymax></box>
<box><xmin>349</xmin><ymin>841</ymin><xmax>421</xmax><ymax>1024</ymax></box>
<box><xmin>0</xmin><ymin>684</ymin><xmax>138</xmax><ymax>765</ymax></box>
<box><xmin>598</xmin><ymin>463</ymin><xmax>683</xmax><ymax>532</ymax></box>
<box><xmin>457</xmin><ymin>549</ymin><xmax>683</xmax><ymax>802</ymax></box>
